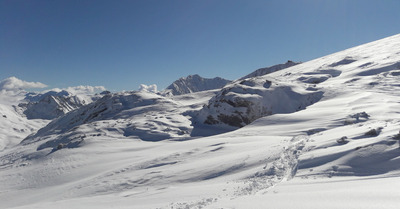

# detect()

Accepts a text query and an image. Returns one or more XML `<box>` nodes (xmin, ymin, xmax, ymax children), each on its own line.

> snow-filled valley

<box><xmin>1</xmin><ymin>34</ymin><xmax>400</xmax><ymax>208</ymax></box>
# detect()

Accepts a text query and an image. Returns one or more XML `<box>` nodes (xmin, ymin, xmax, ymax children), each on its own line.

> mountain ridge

<box><xmin>239</xmin><ymin>60</ymin><xmax>300</xmax><ymax>80</ymax></box>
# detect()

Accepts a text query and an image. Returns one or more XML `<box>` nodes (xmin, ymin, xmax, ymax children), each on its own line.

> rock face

<box><xmin>195</xmin><ymin>76</ymin><xmax>323</xmax><ymax>129</ymax></box>
<box><xmin>165</xmin><ymin>74</ymin><xmax>231</xmax><ymax>95</ymax></box>
<box><xmin>240</xmin><ymin>61</ymin><xmax>299</xmax><ymax>80</ymax></box>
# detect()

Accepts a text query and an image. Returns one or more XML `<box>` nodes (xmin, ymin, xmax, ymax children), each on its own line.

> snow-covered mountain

<box><xmin>20</xmin><ymin>94</ymin><xmax>83</xmax><ymax>120</ymax></box>
<box><xmin>23</xmin><ymin>92</ymin><xmax>182</xmax><ymax>147</ymax></box>
<box><xmin>20</xmin><ymin>90</ymin><xmax>218</xmax><ymax>151</ymax></box>
<box><xmin>19</xmin><ymin>90</ymin><xmax>106</xmax><ymax>120</ymax></box>
<box><xmin>0</xmin><ymin>87</ymin><xmax>107</xmax><ymax>151</ymax></box>
<box><xmin>1</xmin><ymin>34</ymin><xmax>400</xmax><ymax>209</ymax></box>
<box><xmin>164</xmin><ymin>74</ymin><xmax>231</xmax><ymax>95</ymax></box>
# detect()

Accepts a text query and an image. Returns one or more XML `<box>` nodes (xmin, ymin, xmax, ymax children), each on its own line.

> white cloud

<box><xmin>0</xmin><ymin>77</ymin><xmax>107</xmax><ymax>96</ymax></box>
<box><xmin>47</xmin><ymin>85</ymin><xmax>107</xmax><ymax>95</ymax></box>
<box><xmin>66</xmin><ymin>85</ymin><xmax>106</xmax><ymax>94</ymax></box>
<box><xmin>0</xmin><ymin>77</ymin><xmax>47</xmax><ymax>91</ymax></box>
<box><xmin>139</xmin><ymin>84</ymin><xmax>158</xmax><ymax>93</ymax></box>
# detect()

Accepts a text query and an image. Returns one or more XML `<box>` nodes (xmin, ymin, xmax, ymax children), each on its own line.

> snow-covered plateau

<box><xmin>1</xmin><ymin>34</ymin><xmax>400</xmax><ymax>209</ymax></box>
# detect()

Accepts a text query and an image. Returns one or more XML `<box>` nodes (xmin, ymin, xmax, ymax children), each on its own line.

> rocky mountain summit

<box><xmin>164</xmin><ymin>74</ymin><xmax>231</xmax><ymax>95</ymax></box>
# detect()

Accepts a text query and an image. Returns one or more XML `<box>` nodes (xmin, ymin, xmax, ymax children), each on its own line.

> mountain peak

<box><xmin>164</xmin><ymin>74</ymin><xmax>231</xmax><ymax>95</ymax></box>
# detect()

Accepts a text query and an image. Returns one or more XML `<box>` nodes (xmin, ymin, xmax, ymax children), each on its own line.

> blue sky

<box><xmin>1</xmin><ymin>0</ymin><xmax>400</xmax><ymax>92</ymax></box>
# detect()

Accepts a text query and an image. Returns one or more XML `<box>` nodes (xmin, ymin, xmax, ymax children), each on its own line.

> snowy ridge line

<box><xmin>239</xmin><ymin>60</ymin><xmax>300</xmax><ymax>80</ymax></box>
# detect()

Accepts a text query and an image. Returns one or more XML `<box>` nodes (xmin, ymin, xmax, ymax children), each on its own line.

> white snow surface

<box><xmin>1</xmin><ymin>34</ymin><xmax>400</xmax><ymax>208</ymax></box>
<box><xmin>0</xmin><ymin>90</ymin><xmax>49</xmax><ymax>152</ymax></box>
<box><xmin>0</xmin><ymin>87</ymin><xmax>104</xmax><ymax>150</ymax></box>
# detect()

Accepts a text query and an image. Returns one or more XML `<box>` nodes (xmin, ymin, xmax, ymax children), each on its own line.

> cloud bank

<box><xmin>138</xmin><ymin>84</ymin><xmax>158</xmax><ymax>93</ymax></box>
<box><xmin>0</xmin><ymin>77</ymin><xmax>47</xmax><ymax>91</ymax></box>
<box><xmin>66</xmin><ymin>85</ymin><xmax>106</xmax><ymax>94</ymax></box>
<box><xmin>49</xmin><ymin>85</ymin><xmax>107</xmax><ymax>95</ymax></box>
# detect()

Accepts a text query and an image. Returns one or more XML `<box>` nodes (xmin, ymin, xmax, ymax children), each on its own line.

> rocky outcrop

<box><xmin>195</xmin><ymin>76</ymin><xmax>323</xmax><ymax>128</ymax></box>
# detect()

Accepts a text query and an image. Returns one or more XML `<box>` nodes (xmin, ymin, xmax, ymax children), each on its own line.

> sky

<box><xmin>1</xmin><ymin>0</ymin><xmax>400</xmax><ymax>92</ymax></box>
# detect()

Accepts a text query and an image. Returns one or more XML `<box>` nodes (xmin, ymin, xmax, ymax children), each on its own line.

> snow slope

<box><xmin>1</xmin><ymin>34</ymin><xmax>400</xmax><ymax>209</ymax></box>
<box><xmin>20</xmin><ymin>90</ymin><xmax>218</xmax><ymax>152</ymax></box>
<box><xmin>0</xmin><ymin>88</ymin><xmax>104</xmax><ymax>152</ymax></box>
<box><xmin>0</xmin><ymin>90</ymin><xmax>49</xmax><ymax>152</ymax></box>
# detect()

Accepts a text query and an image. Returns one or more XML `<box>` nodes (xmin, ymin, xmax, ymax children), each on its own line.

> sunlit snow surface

<box><xmin>1</xmin><ymin>34</ymin><xmax>400</xmax><ymax>208</ymax></box>
<box><xmin>0</xmin><ymin>91</ymin><xmax>50</xmax><ymax>152</ymax></box>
